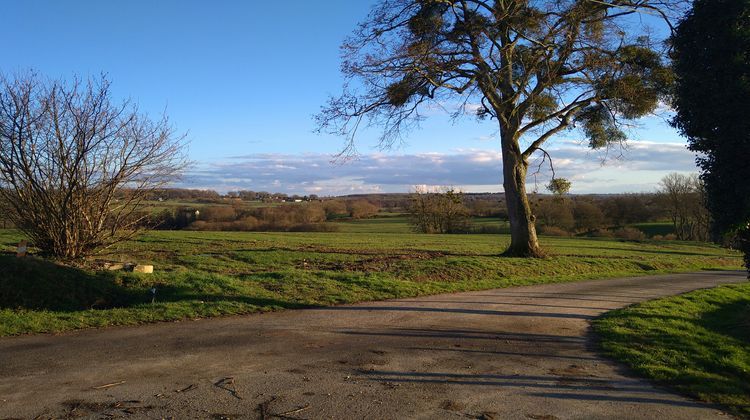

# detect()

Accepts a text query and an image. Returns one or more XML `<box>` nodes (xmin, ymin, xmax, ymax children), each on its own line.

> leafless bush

<box><xmin>0</xmin><ymin>73</ymin><xmax>186</xmax><ymax>260</ymax></box>
<box><xmin>539</xmin><ymin>226</ymin><xmax>572</xmax><ymax>237</ymax></box>
<box><xmin>200</xmin><ymin>206</ymin><xmax>238</xmax><ymax>223</ymax></box>
<box><xmin>590</xmin><ymin>229</ymin><xmax>615</xmax><ymax>238</ymax></box>
<box><xmin>658</xmin><ymin>173</ymin><xmax>709</xmax><ymax>241</ymax></box>
<box><xmin>614</xmin><ymin>227</ymin><xmax>647</xmax><ymax>241</ymax></box>
<box><xmin>323</xmin><ymin>199</ymin><xmax>348</xmax><ymax>220</ymax></box>
<box><xmin>409</xmin><ymin>187</ymin><xmax>469</xmax><ymax>234</ymax></box>
<box><xmin>534</xmin><ymin>197</ymin><xmax>575</xmax><ymax>231</ymax></box>
<box><xmin>348</xmin><ymin>199</ymin><xmax>379</xmax><ymax>219</ymax></box>
<box><xmin>573</xmin><ymin>200</ymin><xmax>606</xmax><ymax>232</ymax></box>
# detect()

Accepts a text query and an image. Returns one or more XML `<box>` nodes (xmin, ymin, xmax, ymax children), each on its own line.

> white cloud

<box><xmin>178</xmin><ymin>141</ymin><xmax>698</xmax><ymax>195</ymax></box>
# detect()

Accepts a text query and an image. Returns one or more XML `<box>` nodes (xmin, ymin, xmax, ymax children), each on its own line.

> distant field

<box><xmin>0</xmin><ymin>229</ymin><xmax>741</xmax><ymax>336</ymax></box>
<box><xmin>629</xmin><ymin>222</ymin><xmax>676</xmax><ymax>237</ymax></box>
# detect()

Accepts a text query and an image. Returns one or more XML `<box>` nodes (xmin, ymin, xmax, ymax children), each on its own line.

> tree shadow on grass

<box><xmin>0</xmin><ymin>255</ymin><xmax>143</xmax><ymax>311</ymax></box>
<box><xmin>591</xmin><ymin>298</ymin><xmax>750</xmax><ymax>418</ymax></box>
<box><xmin>0</xmin><ymin>255</ymin><xmax>304</xmax><ymax>313</ymax></box>
<box><xmin>701</xmin><ymin>299</ymin><xmax>750</xmax><ymax>344</ymax></box>
<box><xmin>560</xmin><ymin>244</ymin><xmax>729</xmax><ymax>258</ymax></box>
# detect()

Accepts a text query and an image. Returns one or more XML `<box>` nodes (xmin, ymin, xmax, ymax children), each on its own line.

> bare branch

<box><xmin>0</xmin><ymin>73</ymin><xmax>188</xmax><ymax>261</ymax></box>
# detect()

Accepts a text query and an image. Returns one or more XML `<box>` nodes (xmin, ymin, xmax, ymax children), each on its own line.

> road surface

<box><xmin>0</xmin><ymin>270</ymin><xmax>745</xmax><ymax>419</ymax></box>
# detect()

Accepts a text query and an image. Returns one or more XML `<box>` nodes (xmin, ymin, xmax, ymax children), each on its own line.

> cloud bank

<box><xmin>179</xmin><ymin>141</ymin><xmax>698</xmax><ymax>195</ymax></box>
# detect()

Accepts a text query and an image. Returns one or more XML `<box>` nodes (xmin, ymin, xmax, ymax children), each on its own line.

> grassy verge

<box><xmin>0</xmin><ymin>229</ymin><xmax>742</xmax><ymax>337</ymax></box>
<box><xmin>594</xmin><ymin>283</ymin><xmax>750</xmax><ymax>418</ymax></box>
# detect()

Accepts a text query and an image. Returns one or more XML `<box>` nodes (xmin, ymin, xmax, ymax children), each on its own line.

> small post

<box><xmin>16</xmin><ymin>240</ymin><xmax>28</xmax><ymax>258</ymax></box>
<box><xmin>150</xmin><ymin>287</ymin><xmax>157</xmax><ymax>304</ymax></box>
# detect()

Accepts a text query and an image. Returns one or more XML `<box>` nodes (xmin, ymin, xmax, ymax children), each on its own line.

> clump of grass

<box><xmin>594</xmin><ymin>283</ymin><xmax>750</xmax><ymax>417</ymax></box>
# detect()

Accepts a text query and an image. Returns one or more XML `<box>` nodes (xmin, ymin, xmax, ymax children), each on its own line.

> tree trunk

<box><xmin>501</xmin><ymin>130</ymin><xmax>544</xmax><ymax>257</ymax></box>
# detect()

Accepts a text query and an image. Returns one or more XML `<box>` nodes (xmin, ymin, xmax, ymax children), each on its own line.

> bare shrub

<box><xmin>348</xmin><ymin>200</ymin><xmax>379</xmax><ymax>219</ymax></box>
<box><xmin>539</xmin><ymin>226</ymin><xmax>571</xmax><ymax>237</ymax></box>
<box><xmin>614</xmin><ymin>227</ymin><xmax>647</xmax><ymax>241</ymax></box>
<box><xmin>590</xmin><ymin>229</ymin><xmax>615</xmax><ymax>238</ymax></box>
<box><xmin>298</xmin><ymin>203</ymin><xmax>326</xmax><ymax>224</ymax></box>
<box><xmin>200</xmin><ymin>206</ymin><xmax>237</xmax><ymax>223</ymax></box>
<box><xmin>534</xmin><ymin>197</ymin><xmax>575</xmax><ymax>231</ymax></box>
<box><xmin>0</xmin><ymin>73</ymin><xmax>186</xmax><ymax>260</ymax></box>
<box><xmin>573</xmin><ymin>200</ymin><xmax>606</xmax><ymax>232</ymax></box>
<box><xmin>602</xmin><ymin>194</ymin><xmax>662</xmax><ymax>226</ymax></box>
<box><xmin>226</xmin><ymin>216</ymin><xmax>260</xmax><ymax>231</ymax></box>
<box><xmin>658</xmin><ymin>173</ymin><xmax>709</xmax><ymax>241</ymax></box>
<box><xmin>409</xmin><ymin>187</ymin><xmax>469</xmax><ymax>234</ymax></box>
<box><xmin>323</xmin><ymin>200</ymin><xmax>348</xmax><ymax>220</ymax></box>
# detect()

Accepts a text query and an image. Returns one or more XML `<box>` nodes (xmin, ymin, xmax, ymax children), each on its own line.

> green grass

<box><xmin>594</xmin><ymin>283</ymin><xmax>750</xmax><ymax>418</ymax></box>
<box><xmin>629</xmin><ymin>222</ymin><xmax>676</xmax><ymax>237</ymax></box>
<box><xmin>334</xmin><ymin>215</ymin><xmax>414</xmax><ymax>233</ymax></box>
<box><xmin>333</xmin><ymin>215</ymin><xmax>510</xmax><ymax>233</ymax></box>
<box><xmin>0</xmin><ymin>229</ymin><xmax>742</xmax><ymax>337</ymax></box>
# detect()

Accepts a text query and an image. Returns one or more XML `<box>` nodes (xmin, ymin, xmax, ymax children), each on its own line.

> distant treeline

<box><xmin>408</xmin><ymin>189</ymin><xmax>707</xmax><ymax>241</ymax></box>
<box><xmin>145</xmin><ymin>199</ymin><xmax>379</xmax><ymax>232</ymax></box>
<box><xmin>126</xmin><ymin>188</ymin><xmax>223</xmax><ymax>202</ymax></box>
<box><xmin>1</xmin><ymin>187</ymin><xmax>706</xmax><ymax>241</ymax></box>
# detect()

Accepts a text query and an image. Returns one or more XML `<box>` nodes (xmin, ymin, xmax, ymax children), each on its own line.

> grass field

<box><xmin>594</xmin><ymin>283</ymin><xmax>750</xmax><ymax>418</ymax></box>
<box><xmin>334</xmin><ymin>215</ymin><xmax>511</xmax><ymax>234</ymax></box>
<box><xmin>334</xmin><ymin>215</ymin><xmax>414</xmax><ymax>233</ymax></box>
<box><xmin>0</xmin><ymin>227</ymin><xmax>742</xmax><ymax>337</ymax></box>
<box><xmin>629</xmin><ymin>222</ymin><xmax>676</xmax><ymax>237</ymax></box>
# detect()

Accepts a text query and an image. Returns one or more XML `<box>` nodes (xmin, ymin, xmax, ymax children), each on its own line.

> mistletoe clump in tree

<box><xmin>318</xmin><ymin>0</ymin><xmax>679</xmax><ymax>257</ymax></box>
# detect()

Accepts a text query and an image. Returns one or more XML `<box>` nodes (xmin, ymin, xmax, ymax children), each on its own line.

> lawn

<box><xmin>0</xmin><ymin>228</ymin><xmax>742</xmax><ymax>336</ymax></box>
<box><xmin>334</xmin><ymin>215</ymin><xmax>511</xmax><ymax>233</ymax></box>
<box><xmin>594</xmin><ymin>283</ymin><xmax>750</xmax><ymax>418</ymax></box>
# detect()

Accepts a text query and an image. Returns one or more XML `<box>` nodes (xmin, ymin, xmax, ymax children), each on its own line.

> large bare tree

<box><xmin>0</xmin><ymin>73</ymin><xmax>187</xmax><ymax>261</ymax></box>
<box><xmin>317</xmin><ymin>0</ymin><xmax>679</xmax><ymax>256</ymax></box>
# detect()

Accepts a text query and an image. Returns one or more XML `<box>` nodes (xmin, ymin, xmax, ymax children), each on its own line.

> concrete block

<box><xmin>133</xmin><ymin>264</ymin><xmax>154</xmax><ymax>274</ymax></box>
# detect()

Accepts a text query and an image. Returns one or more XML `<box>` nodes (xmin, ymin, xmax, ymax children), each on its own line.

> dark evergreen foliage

<box><xmin>671</xmin><ymin>0</ymin><xmax>750</xmax><ymax>274</ymax></box>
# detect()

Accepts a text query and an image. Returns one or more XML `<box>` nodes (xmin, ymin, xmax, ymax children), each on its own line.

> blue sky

<box><xmin>3</xmin><ymin>1</ymin><xmax>697</xmax><ymax>195</ymax></box>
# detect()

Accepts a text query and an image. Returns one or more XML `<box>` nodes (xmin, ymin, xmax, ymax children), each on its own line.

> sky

<box><xmin>2</xmin><ymin>1</ymin><xmax>698</xmax><ymax>196</ymax></box>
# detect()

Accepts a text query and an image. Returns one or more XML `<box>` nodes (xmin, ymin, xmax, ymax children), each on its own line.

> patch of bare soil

<box><xmin>440</xmin><ymin>399</ymin><xmax>465</xmax><ymax>411</ymax></box>
<box><xmin>60</xmin><ymin>399</ymin><xmax>154</xmax><ymax>418</ymax></box>
<box><xmin>525</xmin><ymin>414</ymin><xmax>560</xmax><ymax>420</ymax></box>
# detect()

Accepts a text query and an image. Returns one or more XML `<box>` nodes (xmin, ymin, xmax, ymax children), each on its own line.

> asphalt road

<box><xmin>0</xmin><ymin>270</ymin><xmax>745</xmax><ymax>419</ymax></box>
